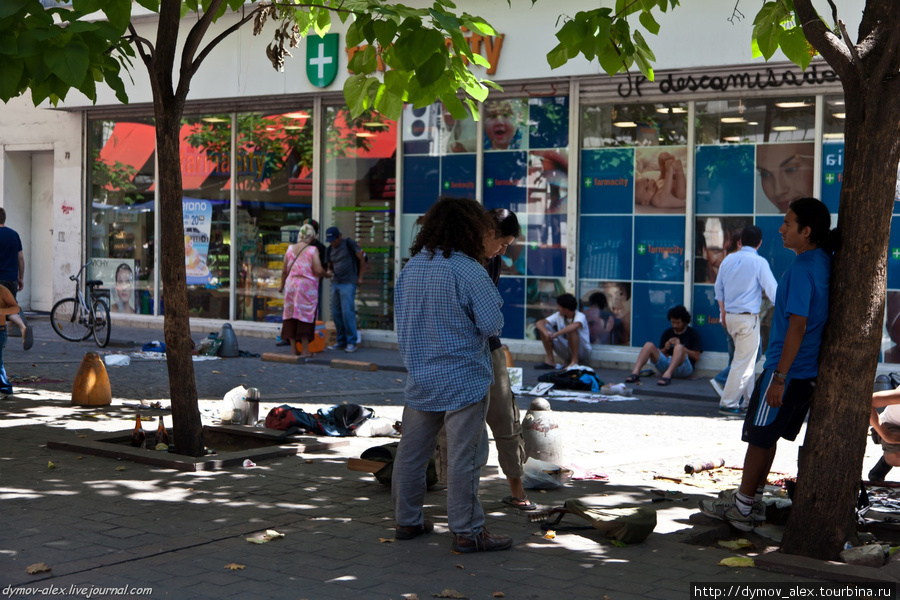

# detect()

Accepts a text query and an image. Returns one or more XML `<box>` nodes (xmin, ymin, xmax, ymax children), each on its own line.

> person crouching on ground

<box><xmin>392</xmin><ymin>196</ymin><xmax>513</xmax><ymax>554</ymax></box>
<box><xmin>625</xmin><ymin>304</ymin><xmax>702</xmax><ymax>387</ymax></box>
<box><xmin>534</xmin><ymin>293</ymin><xmax>592</xmax><ymax>370</ymax></box>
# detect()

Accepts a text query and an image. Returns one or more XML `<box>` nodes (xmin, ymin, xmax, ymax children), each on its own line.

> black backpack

<box><xmin>538</xmin><ymin>368</ymin><xmax>603</xmax><ymax>392</ymax></box>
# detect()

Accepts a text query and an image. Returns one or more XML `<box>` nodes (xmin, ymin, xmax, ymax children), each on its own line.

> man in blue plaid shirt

<box><xmin>392</xmin><ymin>197</ymin><xmax>513</xmax><ymax>554</ymax></box>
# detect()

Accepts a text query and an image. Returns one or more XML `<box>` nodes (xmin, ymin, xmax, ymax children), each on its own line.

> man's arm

<box><xmin>759</xmin><ymin>262</ymin><xmax>778</xmax><ymax>306</ymax></box>
<box><xmin>355</xmin><ymin>248</ymin><xmax>367</xmax><ymax>284</ymax></box>
<box><xmin>17</xmin><ymin>250</ymin><xmax>24</xmax><ymax>291</ymax></box>
<box><xmin>717</xmin><ymin>299</ymin><xmax>727</xmax><ymax>331</ymax></box>
<box><xmin>551</xmin><ymin>320</ymin><xmax>582</xmax><ymax>340</ymax></box>
<box><xmin>765</xmin><ymin>314</ymin><xmax>807</xmax><ymax>408</ymax></box>
<box><xmin>0</xmin><ymin>285</ymin><xmax>19</xmax><ymax>316</ymax></box>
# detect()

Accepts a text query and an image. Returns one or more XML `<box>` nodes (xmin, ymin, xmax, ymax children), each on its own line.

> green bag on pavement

<box><xmin>564</xmin><ymin>499</ymin><xmax>657</xmax><ymax>544</ymax></box>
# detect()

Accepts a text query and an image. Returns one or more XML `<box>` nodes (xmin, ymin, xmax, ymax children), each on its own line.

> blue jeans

<box><xmin>331</xmin><ymin>282</ymin><xmax>359</xmax><ymax>346</ymax></box>
<box><xmin>0</xmin><ymin>327</ymin><xmax>12</xmax><ymax>394</ymax></box>
<box><xmin>392</xmin><ymin>397</ymin><xmax>489</xmax><ymax>538</ymax></box>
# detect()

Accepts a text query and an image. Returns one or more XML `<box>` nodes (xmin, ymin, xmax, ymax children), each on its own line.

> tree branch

<box><xmin>793</xmin><ymin>0</ymin><xmax>853</xmax><ymax>83</ymax></box>
<box><xmin>870</xmin><ymin>6</ymin><xmax>900</xmax><ymax>87</ymax></box>
<box><xmin>127</xmin><ymin>23</ymin><xmax>154</xmax><ymax>66</ymax></box>
<box><xmin>192</xmin><ymin>5</ymin><xmax>266</xmax><ymax>75</ymax></box>
<box><xmin>838</xmin><ymin>19</ymin><xmax>866</xmax><ymax>84</ymax></box>
<box><xmin>177</xmin><ymin>0</ymin><xmax>225</xmax><ymax>101</ymax></box>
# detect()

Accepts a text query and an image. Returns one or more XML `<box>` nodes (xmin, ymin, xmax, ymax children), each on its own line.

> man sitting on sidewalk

<box><xmin>534</xmin><ymin>293</ymin><xmax>591</xmax><ymax>370</ymax></box>
<box><xmin>868</xmin><ymin>384</ymin><xmax>900</xmax><ymax>482</ymax></box>
<box><xmin>624</xmin><ymin>305</ymin><xmax>702</xmax><ymax>387</ymax></box>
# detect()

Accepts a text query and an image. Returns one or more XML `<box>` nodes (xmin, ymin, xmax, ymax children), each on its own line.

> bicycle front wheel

<box><xmin>50</xmin><ymin>298</ymin><xmax>90</xmax><ymax>342</ymax></box>
<box><xmin>91</xmin><ymin>299</ymin><xmax>111</xmax><ymax>348</ymax></box>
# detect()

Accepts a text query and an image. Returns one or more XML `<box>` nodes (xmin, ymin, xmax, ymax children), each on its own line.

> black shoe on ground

<box><xmin>395</xmin><ymin>519</ymin><xmax>434</xmax><ymax>540</ymax></box>
<box><xmin>451</xmin><ymin>528</ymin><xmax>513</xmax><ymax>553</ymax></box>
<box><xmin>868</xmin><ymin>456</ymin><xmax>892</xmax><ymax>482</ymax></box>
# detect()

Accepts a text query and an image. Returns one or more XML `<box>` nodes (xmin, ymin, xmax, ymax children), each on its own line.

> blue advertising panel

<box><xmin>497</xmin><ymin>276</ymin><xmax>526</xmax><ymax>341</ymax></box>
<box><xmin>634</xmin><ymin>216</ymin><xmax>685</xmax><ymax>282</ymax></box>
<box><xmin>889</xmin><ymin>217</ymin><xmax>900</xmax><ymax>290</ymax></box>
<box><xmin>402</xmin><ymin>156</ymin><xmax>439</xmax><ymax>214</ymax></box>
<box><xmin>692</xmin><ymin>284</ymin><xmax>727</xmax><ymax>353</ymax></box>
<box><xmin>483</xmin><ymin>151</ymin><xmax>528</xmax><ymax>211</ymax></box>
<box><xmin>694</xmin><ymin>145</ymin><xmax>755</xmax><ymax>215</ymax></box>
<box><xmin>821</xmin><ymin>141</ymin><xmax>843</xmax><ymax>214</ymax></box>
<box><xmin>631</xmin><ymin>282</ymin><xmax>684</xmax><ymax>349</ymax></box>
<box><xmin>525</xmin><ymin>214</ymin><xmax>566</xmax><ymax>277</ymax></box>
<box><xmin>440</xmin><ymin>154</ymin><xmax>477</xmax><ymax>200</ymax></box>
<box><xmin>579</xmin><ymin>215</ymin><xmax>632</xmax><ymax>281</ymax></box>
<box><xmin>528</xmin><ymin>96</ymin><xmax>569</xmax><ymax>149</ymax></box>
<box><xmin>581</xmin><ymin>148</ymin><xmax>634</xmax><ymax>214</ymax></box>
<box><xmin>756</xmin><ymin>215</ymin><xmax>796</xmax><ymax>282</ymax></box>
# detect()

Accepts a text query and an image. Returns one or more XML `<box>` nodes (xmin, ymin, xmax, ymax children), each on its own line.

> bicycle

<box><xmin>50</xmin><ymin>261</ymin><xmax>111</xmax><ymax>348</ymax></box>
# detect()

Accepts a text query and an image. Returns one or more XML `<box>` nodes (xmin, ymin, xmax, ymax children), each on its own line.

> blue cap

<box><xmin>325</xmin><ymin>226</ymin><xmax>340</xmax><ymax>242</ymax></box>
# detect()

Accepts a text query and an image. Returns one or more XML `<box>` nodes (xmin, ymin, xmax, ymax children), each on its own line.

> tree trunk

<box><xmin>781</xmin><ymin>79</ymin><xmax>900</xmax><ymax>558</ymax></box>
<box><xmin>154</xmin><ymin>108</ymin><xmax>205</xmax><ymax>457</ymax></box>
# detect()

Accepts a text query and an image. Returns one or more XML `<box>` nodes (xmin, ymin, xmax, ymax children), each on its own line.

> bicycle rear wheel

<box><xmin>91</xmin><ymin>298</ymin><xmax>111</xmax><ymax>348</ymax></box>
<box><xmin>50</xmin><ymin>298</ymin><xmax>90</xmax><ymax>342</ymax></box>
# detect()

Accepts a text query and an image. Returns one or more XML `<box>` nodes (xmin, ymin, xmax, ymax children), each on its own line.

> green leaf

<box><xmin>546</xmin><ymin>42</ymin><xmax>569</xmax><ymax>69</ymax></box>
<box><xmin>0</xmin><ymin>31</ymin><xmax>17</xmax><ymax>54</ymax></box>
<box><xmin>346</xmin><ymin>21</ymin><xmax>364</xmax><ymax>48</ymax></box>
<box><xmin>0</xmin><ymin>58</ymin><xmax>24</xmax><ymax>101</ymax></box>
<box><xmin>383</xmin><ymin>69</ymin><xmax>411</xmax><ymax>97</ymax></box>
<box><xmin>373</xmin><ymin>19</ymin><xmax>398</xmax><ymax>49</ymax></box>
<box><xmin>597</xmin><ymin>43</ymin><xmax>623</xmax><ymax>76</ymax></box>
<box><xmin>440</xmin><ymin>92</ymin><xmax>466</xmax><ymax>119</ymax></box>
<box><xmin>373</xmin><ymin>85</ymin><xmax>403</xmax><ymax>120</ymax></box>
<box><xmin>469</xmin><ymin>53</ymin><xmax>489</xmax><ymax>68</ymax></box>
<box><xmin>348</xmin><ymin>44</ymin><xmax>377</xmax><ymax>74</ymax></box>
<box><xmin>779</xmin><ymin>26</ymin><xmax>811</xmax><ymax>70</ymax></box>
<box><xmin>755</xmin><ymin>22</ymin><xmax>784</xmax><ymax>60</ymax></box>
<box><xmin>314</xmin><ymin>9</ymin><xmax>332</xmax><ymax>37</ymax></box>
<box><xmin>429</xmin><ymin>7</ymin><xmax>459</xmax><ymax>32</ymax></box>
<box><xmin>639</xmin><ymin>10</ymin><xmax>660</xmax><ymax>35</ymax></box>
<box><xmin>43</xmin><ymin>41</ymin><xmax>90</xmax><ymax>88</ymax></box>
<box><xmin>343</xmin><ymin>73</ymin><xmax>369</xmax><ymax>117</ymax></box>
<box><xmin>414</xmin><ymin>51</ymin><xmax>445</xmax><ymax>88</ymax></box>
<box><xmin>465</xmin><ymin>17</ymin><xmax>497</xmax><ymax>37</ymax></box>
<box><xmin>0</xmin><ymin>0</ymin><xmax>31</xmax><ymax>20</ymax></box>
<box><xmin>134</xmin><ymin>0</ymin><xmax>160</xmax><ymax>11</ymax></box>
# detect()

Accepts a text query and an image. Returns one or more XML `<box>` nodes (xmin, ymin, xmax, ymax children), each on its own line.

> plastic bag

<box><xmin>104</xmin><ymin>354</ymin><xmax>130</xmax><ymax>367</ymax></box>
<box><xmin>522</xmin><ymin>457</ymin><xmax>564</xmax><ymax>490</ymax></box>
<box><xmin>354</xmin><ymin>417</ymin><xmax>396</xmax><ymax>437</ymax></box>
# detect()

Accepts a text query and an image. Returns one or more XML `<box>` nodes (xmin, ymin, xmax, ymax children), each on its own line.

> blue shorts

<box><xmin>742</xmin><ymin>369</ymin><xmax>815</xmax><ymax>449</ymax></box>
<box><xmin>654</xmin><ymin>353</ymin><xmax>693</xmax><ymax>378</ymax></box>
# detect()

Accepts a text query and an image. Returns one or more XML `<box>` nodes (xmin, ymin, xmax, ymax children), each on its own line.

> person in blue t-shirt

<box><xmin>700</xmin><ymin>198</ymin><xmax>835</xmax><ymax>532</ymax></box>
<box><xmin>0</xmin><ymin>208</ymin><xmax>31</xmax><ymax>350</ymax></box>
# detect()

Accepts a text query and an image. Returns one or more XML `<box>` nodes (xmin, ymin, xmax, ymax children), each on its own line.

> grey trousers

<box><xmin>392</xmin><ymin>396</ymin><xmax>489</xmax><ymax>538</ymax></box>
<box><xmin>485</xmin><ymin>347</ymin><xmax>526</xmax><ymax>480</ymax></box>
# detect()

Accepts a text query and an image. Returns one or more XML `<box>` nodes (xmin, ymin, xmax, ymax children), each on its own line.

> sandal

<box><xmin>657</xmin><ymin>377</ymin><xmax>671</xmax><ymax>387</ymax></box>
<box><xmin>502</xmin><ymin>495</ymin><xmax>537</xmax><ymax>511</ymax></box>
<box><xmin>534</xmin><ymin>362</ymin><xmax>557</xmax><ymax>370</ymax></box>
<box><xmin>624</xmin><ymin>374</ymin><xmax>640</xmax><ymax>384</ymax></box>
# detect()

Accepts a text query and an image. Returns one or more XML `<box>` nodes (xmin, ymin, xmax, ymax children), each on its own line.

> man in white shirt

<box><xmin>535</xmin><ymin>293</ymin><xmax>591</xmax><ymax>369</ymax></box>
<box><xmin>714</xmin><ymin>226</ymin><xmax>778</xmax><ymax>415</ymax></box>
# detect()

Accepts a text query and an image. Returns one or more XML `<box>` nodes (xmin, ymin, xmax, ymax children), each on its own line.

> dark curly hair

<box><xmin>410</xmin><ymin>197</ymin><xmax>491</xmax><ymax>261</ymax></box>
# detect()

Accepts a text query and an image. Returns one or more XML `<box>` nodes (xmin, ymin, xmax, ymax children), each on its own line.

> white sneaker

<box><xmin>345</xmin><ymin>344</ymin><xmax>358</xmax><ymax>353</ymax></box>
<box><xmin>709</xmin><ymin>379</ymin><xmax>724</xmax><ymax>398</ymax></box>
<box><xmin>698</xmin><ymin>498</ymin><xmax>755</xmax><ymax>531</ymax></box>
<box><xmin>717</xmin><ymin>489</ymin><xmax>766</xmax><ymax>522</ymax></box>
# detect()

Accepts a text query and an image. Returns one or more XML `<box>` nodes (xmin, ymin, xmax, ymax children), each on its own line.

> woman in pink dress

<box><xmin>279</xmin><ymin>224</ymin><xmax>325</xmax><ymax>357</ymax></box>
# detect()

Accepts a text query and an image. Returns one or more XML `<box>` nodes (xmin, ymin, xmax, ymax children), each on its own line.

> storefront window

<box><xmin>323</xmin><ymin>107</ymin><xmax>396</xmax><ymax>330</ymax></box>
<box><xmin>481</xmin><ymin>96</ymin><xmax>570</xmax><ymax>343</ymax></box>
<box><xmin>578</xmin><ymin>101</ymin><xmax>688</xmax><ymax>347</ymax></box>
<box><xmin>231</xmin><ymin>110</ymin><xmax>314</xmax><ymax>323</ymax></box>
<box><xmin>88</xmin><ymin>118</ymin><xmax>156</xmax><ymax>315</ymax></box>
<box><xmin>692</xmin><ymin>97</ymin><xmax>816</xmax><ymax>353</ymax></box>
<box><xmin>179</xmin><ymin>113</ymin><xmax>232</xmax><ymax>319</ymax></box>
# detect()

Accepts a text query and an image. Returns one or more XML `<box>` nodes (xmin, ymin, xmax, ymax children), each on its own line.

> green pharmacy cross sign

<box><xmin>825</xmin><ymin>173</ymin><xmax>836</xmax><ymax>185</ymax></box>
<box><xmin>696</xmin><ymin>315</ymin><xmax>707</xmax><ymax>326</ymax></box>
<box><xmin>637</xmin><ymin>243</ymin><xmax>647</xmax><ymax>255</ymax></box>
<box><xmin>307</xmin><ymin>34</ymin><xmax>339</xmax><ymax>88</ymax></box>
<box><xmin>892</xmin><ymin>248</ymin><xmax>900</xmax><ymax>260</ymax></box>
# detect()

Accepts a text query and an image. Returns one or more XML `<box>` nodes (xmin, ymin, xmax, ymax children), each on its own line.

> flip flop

<box><xmin>624</xmin><ymin>374</ymin><xmax>640</xmax><ymax>384</ymax></box>
<box><xmin>657</xmin><ymin>377</ymin><xmax>671</xmax><ymax>386</ymax></box>
<box><xmin>23</xmin><ymin>326</ymin><xmax>33</xmax><ymax>351</ymax></box>
<box><xmin>502</xmin><ymin>496</ymin><xmax>537</xmax><ymax>511</ymax></box>
<box><xmin>534</xmin><ymin>362</ymin><xmax>556</xmax><ymax>370</ymax></box>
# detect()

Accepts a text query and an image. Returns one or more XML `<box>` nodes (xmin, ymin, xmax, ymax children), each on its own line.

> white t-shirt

<box><xmin>883</xmin><ymin>404</ymin><xmax>900</xmax><ymax>427</ymax></box>
<box><xmin>545</xmin><ymin>310</ymin><xmax>592</xmax><ymax>357</ymax></box>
